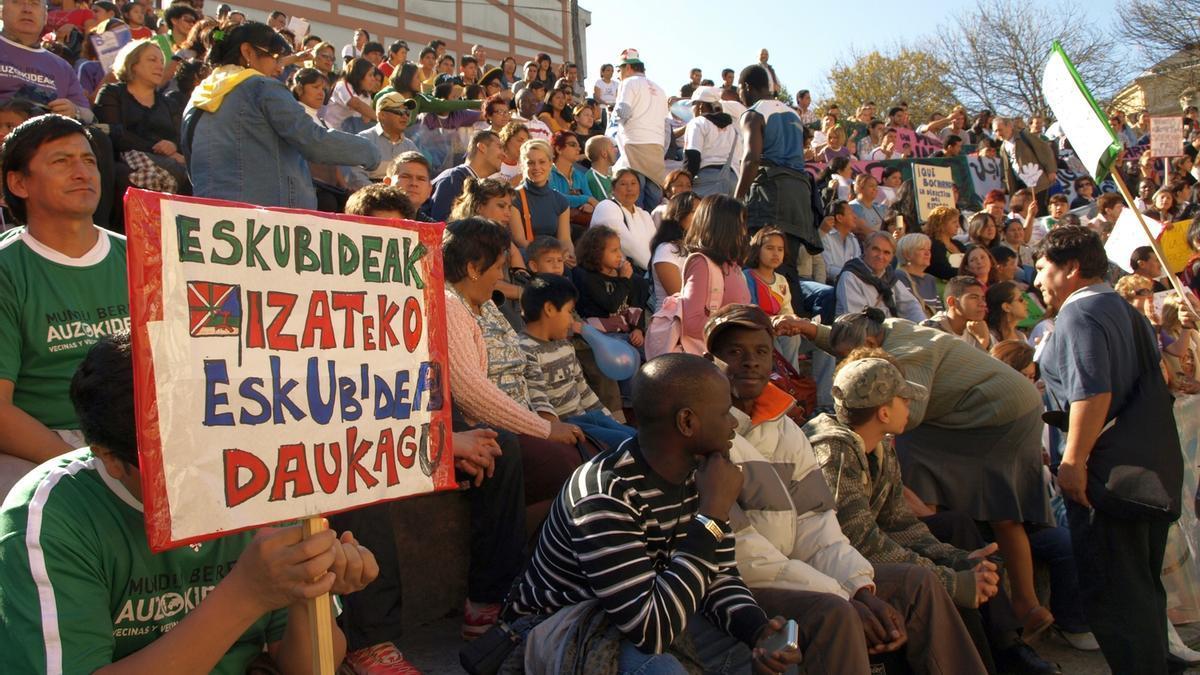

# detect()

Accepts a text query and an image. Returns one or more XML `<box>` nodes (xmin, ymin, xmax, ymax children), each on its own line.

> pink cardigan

<box><xmin>680</xmin><ymin>254</ymin><xmax>750</xmax><ymax>340</ymax></box>
<box><xmin>445</xmin><ymin>290</ymin><xmax>552</xmax><ymax>438</ymax></box>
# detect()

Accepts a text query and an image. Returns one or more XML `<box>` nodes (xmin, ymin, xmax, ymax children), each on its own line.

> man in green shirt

<box><xmin>0</xmin><ymin>115</ymin><xmax>130</xmax><ymax>496</ymax></box>
<box><xmin>0</xmin><ymin>332</ymin><xmax>379</xmax><ymax>673</ymax></box>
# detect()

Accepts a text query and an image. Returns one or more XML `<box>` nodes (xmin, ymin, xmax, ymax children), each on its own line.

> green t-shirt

<box><xmin>0</xmin><ymin>227</ymin><xmax>130</xmax><ymax>429</ymax></box>
<box><xmin>0</xmin><ymin>449</ymin><xmax>288</xmax><ymax>674</ymax></box>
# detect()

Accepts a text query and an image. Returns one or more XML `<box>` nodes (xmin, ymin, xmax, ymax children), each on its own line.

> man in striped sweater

<box><xmin>504</xmin><ymin>353</ymin><xmax>801</xmax><ymax>673</ymax></box>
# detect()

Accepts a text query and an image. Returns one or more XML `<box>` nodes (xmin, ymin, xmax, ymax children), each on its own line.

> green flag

<box><xmin>1041</xmin><ymin>41</ymin><xmax>1123</xmax><ymax>181</ymax></box>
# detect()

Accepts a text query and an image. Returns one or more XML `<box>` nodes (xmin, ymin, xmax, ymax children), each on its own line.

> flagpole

<box><xmin>1108</xmin><ymin>169</ymin><xmax>1200</xmax><ymax>314</ymax></box>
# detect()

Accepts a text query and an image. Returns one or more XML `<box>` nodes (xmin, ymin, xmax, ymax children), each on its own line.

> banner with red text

<box><xmin>125</xmin><ymin>190</ymin><xmax>455</xmax><ymax>551</ymax></box>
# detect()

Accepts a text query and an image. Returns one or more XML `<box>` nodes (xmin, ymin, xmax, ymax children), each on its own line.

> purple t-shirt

<box><xmin>0</xmin><ymin>35</ymin><xmax>89</xmax><ymax>108</ymax></box>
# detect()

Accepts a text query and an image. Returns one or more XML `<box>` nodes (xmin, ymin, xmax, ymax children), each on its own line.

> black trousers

<box><xmin>921</xmin><ymin>510</ymin><xmax>1023</xmax><ymax>673</ymax></box>
<box><xmin>330</xmin><ymin>417</ymin><xmax>527</xmax><ymax>651</ymax></box>
<box><xmin>1066</xmin><ymin>501</ymin><xmax>1170</xmax><ymax>675</ymax></box>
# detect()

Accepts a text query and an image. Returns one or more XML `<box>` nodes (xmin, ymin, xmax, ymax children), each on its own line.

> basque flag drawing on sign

<box><xmin>187</xmin><ymin>281</ymin><xmax>241</xmax><ymax>337</ymax></box>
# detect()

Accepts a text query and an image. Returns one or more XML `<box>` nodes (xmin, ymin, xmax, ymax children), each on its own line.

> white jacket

<box><xmin>613</xmin><ymin>74</ymin><xmax>667</xmax><ymax>147</ymax></box>
<box><xmin>729</xmin><ymin>385</ymin><xmax>875</xmax><ymax>599</ymax></box>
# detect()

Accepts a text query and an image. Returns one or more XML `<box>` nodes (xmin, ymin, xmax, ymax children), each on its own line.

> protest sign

<box><xmin>124</xmin><ymin>190</ymin><xmax>456</xmax><ymax>552</ymax></box>
<box><xmin>1106</xmin><ymin>208</ymin><xmax>1164</xmax><ymax>273</ymax></box>
<box><xmin>967</xmin><ymin>155</ymin><xmax>1004</xmax><ymax>200</ymax></box>
<box><xmin>913</xmin><ymin>163</ymin><xmax>956</xmax><ymax>221</ymax></box>
<box><xmin>1151</xmin><ymin>117</ymin><xmax>1184</xmax><ymax>158</ymax></box>
<box><xmin>89</xmin><ymin>24</ymin><xmax>132</xmax><ymax>73</ymax></box>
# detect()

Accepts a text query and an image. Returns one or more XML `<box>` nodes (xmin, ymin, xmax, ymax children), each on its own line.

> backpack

<box><xmin>645</xmin><ymin>253</ymin><xmax>724</xmax><ymax>359</ymax></box>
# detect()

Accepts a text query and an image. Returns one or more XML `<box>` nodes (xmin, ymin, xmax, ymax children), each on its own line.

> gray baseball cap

<box><xmin>832</xmin><ymin>358</ymin><xmax>928</xmax><ymax>420</ymax></box>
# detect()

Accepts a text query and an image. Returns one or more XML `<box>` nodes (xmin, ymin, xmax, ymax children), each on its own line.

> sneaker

<box><xmin>344</xmin><ymin>642</ymin><xmax>422</xmax><ymax>675</ymax></box>
<box><xmin>1168</xmin><ymin>621</ymin><xmax>1200</xmax><ymax>664</ymax></box>
<box><xmin>462</xmin><ymin>599</ymin><xmax>501</xmax><ymax>640</ymax></box>
<box><xmin>1052</xmin><ymin>626</ymin><xmax>1100</xmax><ymax>651</ymax></box>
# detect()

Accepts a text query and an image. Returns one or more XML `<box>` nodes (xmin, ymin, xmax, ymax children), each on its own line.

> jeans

<box><xmin>566</xmin><ymin>410</ymin><xmax>636</xmax><ymax>452</ymax></box>
<box><xmin>636</xmin><ymin>172</ymin><xmax>664</xmax><ymax>213</ymax></box>
<box><xmin>1028</xmin><ymin>524</ymin><xmax>1089</xmax><ymax>633</ymax></box>
<box><xmin>618</xmin><ymin>641</ymin><xmax>690</xmax><ymax>675</ymax></box>
<box><xmin>797</xmin><ymin>279</ymin><xmax>836</xmax><ymax>325</ymax></box>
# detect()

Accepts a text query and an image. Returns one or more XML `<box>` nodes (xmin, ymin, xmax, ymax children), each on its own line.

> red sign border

<box><xmin>125</xmin><ymin>189</ymin><xmax>457</xmax><ymax>552</ymax></box>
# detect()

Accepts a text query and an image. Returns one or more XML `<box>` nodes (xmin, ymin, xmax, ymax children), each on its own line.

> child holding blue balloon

<box><xmin>519</xmin><ymin>274</ymin><xmax>637</xmax><ymax>451</ymax></box>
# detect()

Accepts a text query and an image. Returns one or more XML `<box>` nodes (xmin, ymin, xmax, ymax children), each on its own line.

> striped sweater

<box><xmin>505</xmin><ymin>439</ymin><xmax>768</xmax><ymax>652</ymax></box>
<box><xmin>518</xmin><ymin>332</ymin><xmax>607</xmax><ymax>418</ymax></box>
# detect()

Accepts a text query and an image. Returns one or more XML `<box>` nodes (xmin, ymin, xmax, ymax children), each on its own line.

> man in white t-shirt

<box><xmin>513</xmin><ymin>87</ymin><xmax>552</xmax><ymax>142</ymax></box>
<box><xmin>341</xmin><ymin>28</ymin><xmax>369</xmax><ymax>63</ymax></box>
<box><xmin>612</xmin><ymin>48</ymin><xmax>667</xmax><ymax>212</ymax></box>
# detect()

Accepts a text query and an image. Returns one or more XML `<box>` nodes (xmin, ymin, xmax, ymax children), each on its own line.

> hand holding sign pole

<box><xmin>1041</xmin><ymin>42</ymin><xmax>1199</xmax><ymax>314</ymax></box>
<box><xmin>125</xmin><ymin>190</ymin><xmax>456</xmax><ymax>673</ymax></box>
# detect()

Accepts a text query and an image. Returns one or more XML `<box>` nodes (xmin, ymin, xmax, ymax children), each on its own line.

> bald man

<box><xmin>504</xmin><ymin>355</ymin><xmax>802</xmax><ymax>673</ymax></box>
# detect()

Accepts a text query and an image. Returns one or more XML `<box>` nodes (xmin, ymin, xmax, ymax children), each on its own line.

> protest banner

<box><xmin>913</xmin><ymin>163</ymin><xmax>956</xmax><ymax>222</ymax></box>
<box><xmin>123</xmin><ymin>189</ymin><xmax>456</xmax><ymax>553</ymax></box>
<box><xmin>1150</xmin><ymin>116</ymin><xmax>1184</xmax><ymax>158</ymax></box>
<box><xmin>967</xmin><ymin>155</ymin><xmax>1004</xmax><ymax>201</ymax></box>
<box><xmin>895</xmin><ymin>127</ymin><xmax>944</xmax><ymax>159</ymax></box>
<box><xmin>89</xmin><ymin>24</ymin><xmax>132</xmax><ymax>73</ymax></box>
<box><xmin>803</xmin><ymin>155</ymin><xmax>980</xmax><ymax>211</ymax></box>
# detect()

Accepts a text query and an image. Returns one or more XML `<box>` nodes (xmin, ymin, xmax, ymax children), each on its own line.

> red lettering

<box><xmin>398</xmin><ymin>425</ymin><xmax>417</xmax><ymax>470</ymax></box>
<box><xmin>373</xmin><ymin>428</ymin><xmax>399</xmax><ymax>486</ymax></box>
<box><xmin>362</xmin><ymin>316</ymin><xmax>377</xmax><ymax>351</ymax></box>
<box><xmin>345</xmin><ymin>427</ymin><xmax>378</xmax><ymax>493</ymax></box>
<box><xmin>269</xmin><ymin>443</ymin><xmax>315</xmax><ymax>501</ymax></box>
<box><xmin>314</xmin><ymin>442</ymin><xmax>341</xmax><ymax>494</ymax></box>
<box><xmin>331</xmin><ymin>292</ymin><xmax>365</xmax><ymax>348</ymax></box>
<box><xmin>378</xmin><ymin>295</ymin><xmax>400</xmax><ymax>350</ymax></box>
<box><xmin>402</xmin><ymin>296</ymin><xmax>422</xmax><ymax>353</ymax></box>
<box><xmin>245</xmin><ymin>291</ymin><xmax>264</xmax><ymax>349</ymax></box>
<box><xmin>266</xmin><ymin>292</ymin><xmax>299</xmax><ymax>351</ymax></box>
<box><xmin>301</xmin><ymin>291</ymin><xmax>336</xmax><ymax>349</ymax></box>
<box><xmin>223</xmin><ymin>449</ymin><xmax>269</xmax><ymax>507</ymax></box>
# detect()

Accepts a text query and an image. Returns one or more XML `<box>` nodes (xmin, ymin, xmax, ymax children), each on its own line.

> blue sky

<box><xmin>583</xmin><ymin>0</ymin><xmax>1124</xmax><ymax>101</ymax></box>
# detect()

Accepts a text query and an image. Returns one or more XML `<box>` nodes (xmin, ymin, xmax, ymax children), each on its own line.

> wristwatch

<box><xmin>694</xmin><ymin>514</ymin><xmax>725</xmax><ymax>543</ymax></box>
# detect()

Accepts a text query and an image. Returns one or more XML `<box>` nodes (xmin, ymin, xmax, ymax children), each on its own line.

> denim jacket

<box><xmin>183</xmin><ymin>70</ymin><xmax>381</xmax><ymax>209</ymax></box>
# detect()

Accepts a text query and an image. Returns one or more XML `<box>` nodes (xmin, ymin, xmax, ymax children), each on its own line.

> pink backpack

<box><xmin>645</xmin><ymin>253</ymin><xmax>725</xmax><ymax>359</ymax></box>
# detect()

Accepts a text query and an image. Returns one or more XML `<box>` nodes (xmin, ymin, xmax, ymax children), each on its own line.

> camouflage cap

<box><xmin>832</xmin><ymin>358</ymin><xmax>928</xmax><ymax>422</ymax></box>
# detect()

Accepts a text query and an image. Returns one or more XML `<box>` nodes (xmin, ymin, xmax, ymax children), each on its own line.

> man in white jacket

<box><xmin>612</xmin><ymin>48</ymin><xmax>667</xmax><ymax>211</ymax></box>
<box><xmin>705</xmin><ymin>305</ymin><xmax>987</xmax><ymax>675</ymax></box>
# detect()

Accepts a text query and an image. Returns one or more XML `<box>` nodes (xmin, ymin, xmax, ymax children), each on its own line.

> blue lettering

<box><xmin>307</xmin><ymin>357</ymin><xmax>336</xmax><ymax>424</ymax></box>
<box><xmin>238</xmin><ymin>377</ymin><xmax>270</xmax><ymax>425</ymax></box>
<box><xmin>203</xmin><ymin>360</ymin><xmax>234</xmax><ymax>426</ymax></box>
<box><xmin>270</xmin><ymin>355</ymin><xmax>307</xmax><ymax>423</ymax></box>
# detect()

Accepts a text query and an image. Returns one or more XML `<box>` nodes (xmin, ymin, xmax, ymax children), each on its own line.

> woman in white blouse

<box><xmin>589</xmin><ymin>168</ymin><xmax>657</xmax><ymax>271</ymax></box>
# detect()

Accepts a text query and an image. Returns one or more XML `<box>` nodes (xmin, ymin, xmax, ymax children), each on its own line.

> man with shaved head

<box><xmin>504</xmin><ymin>355</ymin><xmax>802</xmax><ymax>673</ymax></box>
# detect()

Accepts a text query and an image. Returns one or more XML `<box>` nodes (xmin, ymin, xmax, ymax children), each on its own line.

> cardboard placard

<box><xmin>913</xmin><ymin>163</ymin><xmax>956</xmax><ymax>222</ymax></box>
<box><xmin>1151</xmin><ymin>116</ymin><xmax>1184</xmax><ymax>158</ymax></box>
<box><xmin>89</xmin><ymin>24</ymin><xmax>132</xmax><ymax>74</ymax></box>
<box><xmin>124</xmin><ymin>190</ymin><xmax>456</xmax><ymax>552</ymax></box>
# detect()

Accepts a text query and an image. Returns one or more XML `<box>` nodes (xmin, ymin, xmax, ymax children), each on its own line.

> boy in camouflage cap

<box><xmin>805</xmin><ymin>350</ymin><xmax>1061</xmax><ymax>674</ymax></box>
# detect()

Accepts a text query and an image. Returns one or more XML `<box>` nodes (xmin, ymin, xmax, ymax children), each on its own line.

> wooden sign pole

<box><xmin>302</xmin><ymin>517</ymin><xmax>336</xmax><ymax>675</ymax></box>
<box><xmin>1109</xmin><ymin>169</ymin><xmax>1200</xmax><ymax>315</ymax></box>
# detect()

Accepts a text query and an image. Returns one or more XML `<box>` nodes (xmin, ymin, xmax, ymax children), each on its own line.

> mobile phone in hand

<box><xmin>762</xmin><ymin>618</ymin><xmax>800</xmax><ymax>655</ymax></box>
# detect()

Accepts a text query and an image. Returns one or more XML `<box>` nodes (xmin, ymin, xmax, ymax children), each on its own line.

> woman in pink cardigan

<box><xmin>679</xmin><ymin>194</ymin><xmax>751</xmax><ymax>343</ymax></box>
<box><xmin>442</xmin><ymin>218</ymin><xmax>587</xmax><ymax>505</ymax></box>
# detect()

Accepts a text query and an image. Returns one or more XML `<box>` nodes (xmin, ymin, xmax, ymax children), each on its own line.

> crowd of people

<box><xmin>0</xmin><ymin>1</ymin><xmax>1197</xmax><ymax>674</ymax></box>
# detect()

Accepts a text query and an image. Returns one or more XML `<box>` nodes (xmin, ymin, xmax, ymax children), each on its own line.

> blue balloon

<box><xmin>579</xmin><ymin>323</ymin><xmax>641</xmax><ymax>381</ymax></box>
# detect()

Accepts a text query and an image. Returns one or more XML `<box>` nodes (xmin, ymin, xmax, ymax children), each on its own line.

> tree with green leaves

<box><xmin>825</xmin><ymin>45</ymin><xmax>959</xmax><ymax>124</ymax></box>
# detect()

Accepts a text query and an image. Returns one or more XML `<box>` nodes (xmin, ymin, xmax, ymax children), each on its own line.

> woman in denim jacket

<box><xmin>183</xmin><ymin>22</ymin><xmax>380</xmax><ymax>209</ymax></box>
